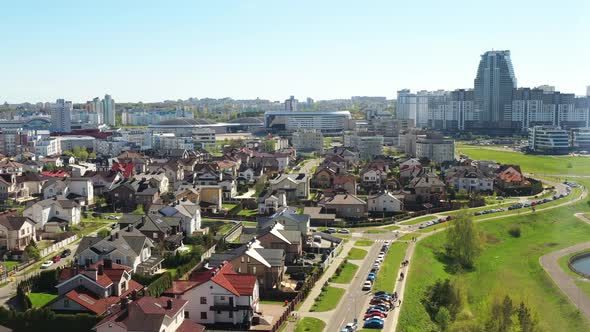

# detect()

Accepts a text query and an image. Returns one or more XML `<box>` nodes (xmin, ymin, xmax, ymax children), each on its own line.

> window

<box><xmin>200</xmin><ymin>297</ymin><xmax>207</xmax><ymax>304</ymax></box>
<box><xmin>252</xmin><ymin>266</ymin><xmax>257</xmax><ymax>274</ymax></box>
<box><xmin>153</xmin><ymin>232</ymin><xmax>158</xmax><ymax>239</ymax></box>
<box><xmin>229</xmin><ymin>311</ymin><xmax>233</xmax><ymax>318</ymax></box>
<box><xmin>184</xmin><ymin>311</ymin><xmax>189</xmax><ymax>318</ymax></box>
<box><xmin>200</xmin><ymin>312</ymin><xmax>207</xmax><ymax>319</ymax></box>
<box><xmin>116</xmin><ymin>259</ymin><xmax>122</xmax><ymax>264</ymax></box>
<box><xmin>220</xmin><ymin>296</ymin><xmax>225</xmax><ymax>300</ymax></box>
<box><xmin>241</xmin><ymin>256</ymin><xmax>244</xmax><ymax>263</ymax></box>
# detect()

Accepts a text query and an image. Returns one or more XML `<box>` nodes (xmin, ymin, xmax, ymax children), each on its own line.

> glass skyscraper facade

<box><xmin>474</xmin><ymin>50</ymin><xmax>517</xmax><ymax>129</ymax></box>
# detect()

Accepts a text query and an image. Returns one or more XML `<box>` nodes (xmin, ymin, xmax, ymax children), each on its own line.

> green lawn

<box><xmin>311</xmin><ymin>286</ymin><xmax>345</xmax><ymax>312</ymax></box>
<box><xmin>348</xmin><ymin>248</ymin><xmax>368</xmax><ymax>260</ymax></box>
<box><xmin>400</xmin><ymin>215</ymin><xmax>437</xmax><ymax>225</ymax></box>
<box><xmin>398</xmin><ymin>183</ymin><xmax>590</xmax><ymax>332</ymax></box>
<box><xmin>398</xmin><ymin>233</ymin><xmax>417</xmax><ymax>241</ymax></box>
<box><xmin>331</xmin><ymin>262</ymin><xmax>359</xmax><ymax>284</ymax></box>
<box><xmin>237</xmin><ymin>209</ymin><xmax>258</xmax><ymax>217</ymax></box>
<box><xmin>294</xmin><ymin>317</ymin><xmax>326</xmax><ymax>332</ymax></box>
<box><xmin>373</xmin><ymin>242</ymin><xmax>408</xmax><ymax>292</ymax></box>
<box><xmin>384</xmin><ymin>225</ymin><xmax>400</xmax><ymax>231</ymax></box>
<box><xmin>27</xmin><ymin>292</ymin><xmax>58</xmax><ymax>308</ymax></box>
<box><xmin>456</xmin><ymin>145</ymin><xmax>590</xmax><ymax>175</ymax></box>
<box><xmin>1</xmin><ymin>261</ymin><xmax>19</xmax><ymax>272</ymax></box>
<box><xmin>260</xmin><ymin>300</ymin><xmax>286</xmax><ymax>305</ymax></box>
<box><xmin>355</xmin><ymin>239</ymin><xmax>374</xmax><ymax>247</ymax></box>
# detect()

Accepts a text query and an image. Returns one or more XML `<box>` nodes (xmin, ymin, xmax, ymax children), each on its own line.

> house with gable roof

<box><xmin>268</xmin><ymin>173</ymin><xmax>310</xmax><ymax>202</ymax></box>
<box><xmin>164</xmin><ymin>262</ymin><xmax>259</xmax><ymax>328</ymax></box>
<box><xmin>0</xmin><ymin>210</ymin><xmax>36</xmax><ymax>251</ymax></box>
<box><xmin>23</xmin><ymin>197</ymin><xmax>81</xmax><ymax>231</ymax></box>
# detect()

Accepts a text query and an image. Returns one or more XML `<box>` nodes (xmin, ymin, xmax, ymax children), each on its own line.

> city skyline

<box><xmin>1</xmin><ymin>1</ymin><xmax>589</xmax><ymax>103</ymax></box>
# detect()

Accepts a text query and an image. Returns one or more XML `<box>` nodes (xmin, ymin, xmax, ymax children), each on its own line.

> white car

<box><xmin>378</xmin><ymin>254</ymin><xmax>385</xmax><ymax>259</ymax></box>
<box><xmin>362</xmin><ymin>280</ymin><xmax>372</xmax><ymax>291</ymax></box>
<box><xmin>384</xmin><ymin>241</ymin><xmax>391</xmax><ymax>246</ymax></box>
<box><xmin>40</xmin><ymin>261</ymin><xmax>53</xmax><ymax>269</ymax></box>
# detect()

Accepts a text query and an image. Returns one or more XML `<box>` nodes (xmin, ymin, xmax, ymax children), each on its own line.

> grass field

<box><xmin>27</xmin><ymin>292</ymin><xmax>58</xmax><ymax>308</ymax></box>
<box><xmin>397</xmin><ymin>183</ymin><xmax>590</xmax><ymax>332</ymax></box>
<box><xmin>355</xmin><ymin>239</ymin><xmax>374</xmax><ymax>247</ymax></box>
<box><xmin>383</xmin><ymin>225</ymin><xmax>400</xmax><ymax>231</ymax></box>
<box><xmin>348</xmin><ymin>248</ymin><xmax>368</xmax><ymax>260</ymax></box>
<box><xmin>456</xmin><ymin>145</ymin><xmax>590</xmax><ymax>175</ymax></box>
<box><xmin>312</xmin><ymin>286</ymin><xmax>345</xmax><ymax>312</ymax></box>
<box><xmin>294</xmin><ymin>317</ymin><xmax>326</xmax><ymax>332</ymax></box>
<box><xmin>373</xmin><ymin>242</ymin><xmax>408</xmax><ymax>292</ymax></box>
<box><xmin>398</xmin><ymin>233</ymin><xmax>417</xmax><ymax>241</ymax></box>
<box><xmin>332</xmin><ymin>262</ymin><xmax>359</xmax><ymax>284</ymax></box>
<box><xmin>1</xmin><ymin>261</ymin><xmax>19</xmax><ymax>271</ymax></box>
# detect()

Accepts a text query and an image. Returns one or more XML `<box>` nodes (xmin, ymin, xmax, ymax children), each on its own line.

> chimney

<box><xmin>128</xmin><ymin>224</ymin><xmax>134</xmax><ymax>232</ymax></box>
<box><xmin>98</xmin><ymin>264</ymin><xmax>104</xmax><ymax>275</ymax></box>
<box><xmin>115</xmin><ymin>232</ymin><xmax>119</xmax><ymax>239</ymax></box>
<box><xmin>166</xmin><ymin>299</ymin><xmax>173</xmax><ymax>310</ymax></box>
<box><xmin>131</xmin><ymin>290</ymin><xmax>138</xmax><ymax>301</ymax></box>
<box><xmin>104</xmin><ymin>258</ymin><xmax>113</xmax><ymax>269</ymax></box>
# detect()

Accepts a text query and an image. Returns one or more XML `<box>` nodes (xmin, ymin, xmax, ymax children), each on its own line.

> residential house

<box><xmin>0</xmin><ymin>160</ymin><xmax>23</xmax><ymax>175</ymax></box>
<box><xmin>208</xmin><ymin>239</ymin><xmax>285</xmax><ymax>291</ymax></box>
<box><xmin>268</xmin><ymin>173</ymin><xmax>310</xmax><ymax>202</ymax></box>
<box><xmin>108</xmin><ymin>178</ymin><xmax>161</xmax><ymax>211</ymax></box>
<box><xmin>257</xmin><ymin>208</ymin><xmax>310</xmax><ymax>237</ymax></box>
<box><xmin>164</xmin><ymin>262</ymin><xmax>259</xmax><ymax>328</ymax></box>
<box><xmin>237</xmin><ymin>165</ymin><xmax>262</xmax><ymax>183</ymax></box>
<box><xmin>47</xmin><ymin>259</ymin><xmax>144</xmax><ymax>315</ymax></box>
<box><xmin>15</xmin><ymin>172</ymin><xmax>47</xmax><ymax>200</ymax></box>
<box><xmin>333</xmin><ymin>174</ymin><xmax>357</xmax><ymax>195</ymax></box>
<box><xmin>320</xmin><ymin>194</ymin><xmax>367</xmax><ymax>219</ymax></box>
<box><xmin>257</xmin><ymin>190</ymin><xmax>287</xmax><ymax>215</ymax></box>
<box><xmin>312</xmin><ymin>166</ymin><xmax>336</xmax><ymax>188</ymax></box>
<box><xmin>117</xmin><ymin>215</ymin><xmax>184</xmax><ymax>251</ymax></box>
<box><xmin>494</xmin><ymin>165</ymin><xmax>531</xmax><ymax>190</ymax></box>
<box><xmin>367</xmin><ymin>191</ymin><xmax>404</xmax><ymax>214</ymax></box>
<box><xmin>43</xmin><ymin>177</ymin><xmax>94</xmax><ymax>205</ymax></box>
<box><xmin>0</xmin><ymin>174</ymin><xmax>17</xmax><ymax>203</ymax></box>
<box><xmin>250</xmin><ymin>223</ymin><xmax>302</xmax><ymax>263</ymax></box>
<box><xmin>444</xmin><ymin>166</ymin><xmax>494</xmax><ymax>193</ymax></box>
<box><xmin>148</xmin><ymin>200</ymin><xmax>201</xmax><ymax>235</ymax></box>
<box><xmin>94</xmin><ymin>296</ymin><xmax>204</xmax><ymax>332</ymax></box>
<box><xmin>23</xmin><ymin>197</ymin><xmax>81</xmax><ymax>231</ymax></box>
<box><xmin>116</xmin><ymin>151</ymin><xmax>152</xmax><ymax>173</ymax></box>
<box><xmin>132</xmin><ymin>172</ymin><xmax>169</xmax><ymax>194</ymax></box>
<box><xmin>406</xmin><ymin>167</ymin><xmax>446</xmax><ymax>203</ymax></box>
<box><xmin>75</xmin><ymin>226</ymin><xmax>163</xmax><ymax>274</ymax></box>
<box><xmin>21</xmin><ymin>160</ymin><xmax>44</xmax><ymax>173</ymax></box>
<box><xmin>0</xmin><ymin>210</ymin><xmax>36</xmax><ymax>251</ymax></box>
<box><xmin>85</xmin><ymin>171</ymin><xmax>122</xmax><ymax>195</ymax></box>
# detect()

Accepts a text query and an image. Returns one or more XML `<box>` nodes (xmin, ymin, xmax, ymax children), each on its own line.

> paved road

<box><xmin>539</xmin><ymin>213</ymin><xmax>590</xmax><ymax>322</ymax></box>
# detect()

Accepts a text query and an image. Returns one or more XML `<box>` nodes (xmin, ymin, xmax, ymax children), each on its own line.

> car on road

<box><xmin>341</xmin><ymin>321</ymin><xmax>357</xmax><ymax>331</ymax></box>
<box><xmin>60</xmin><ymin>249</ymin><xmax>71</xmax><ymax>258</ymax></box>
<box><xmin>338</xmin><ymin>229</ymin><xmax>350</xmax><ymax>234</ymax></box>
<box><xmin>52</xmin><ymin>255</ymin><xmax>61</xmax><ymax>263</ymax></box>
<box><xmin>362</xmin><ymin>280</ymin><xmax>372</xmax><ymax>291</ymax></box>
<box><xmin>40</xmin><ymin>261</ymin><xmax>53</xmax><ymax>269</ymax></box>
<box><xmin>363</xmin><ymin>318</ymin><xmax>384</xmax><ymax>329</ymax></box>
<box><xmin>383</xmin><ymin>240</ymin><xmax>390</xmax><ymax>246</ymax></box>
<box><xmin>326</xmin><ymin>228</ymin><xmax>337</xmax><ymax>234</ymax></box>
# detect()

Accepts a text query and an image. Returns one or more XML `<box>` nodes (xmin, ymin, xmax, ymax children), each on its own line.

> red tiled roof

<box><xmin>41</xmin><ymin>170</ymin><xmax>70</xmax><ymax>177</ymax></box>
<box><xmin>112</xmin><ymin>162</ymin><xmax>135</xmax><ymax>178</ymax></box>
<box><xmin>224</xmin><ymin>274</ymin><xmax>257</xmax><ymax>295</ymax></box>
<box><xmin>165</xmin><ymin>280</ymin><xmax>200</xmax><ymax>295</ymax></box>
<box><xmin>169</xmin><ymin>262</ymin><xmax>257</xmax><ymax>296</ymax></box>
<box><xmin>65</xmin><ymin>289</ymin><xmax>121</xmax><ymax>315</ymax></box>
<box><xmin>177</xmin><ymin>319</ymin><xmax>206</xmax><ymax>332</ymax></box>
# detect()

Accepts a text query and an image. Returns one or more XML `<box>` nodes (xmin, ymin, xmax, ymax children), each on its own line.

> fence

<box><xmin>320</xmin><ymin>240</ymin><xmax>343</xmax><ymax>270</ymax></box>
<box><xmin>39</xmin><ymin>234</ymin><xmax>78</xmax><ymax>258</ymax></box>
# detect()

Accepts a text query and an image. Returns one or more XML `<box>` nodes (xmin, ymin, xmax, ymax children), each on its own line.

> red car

<box><xmin>52</xmin><ymin>255</ymin><xmax>61</xmax><ymax>263</ymax></box>
<box><xmin>365</xmin><ymin>311</ymin><xmax>385</xmax><ymax>320</ymax></box>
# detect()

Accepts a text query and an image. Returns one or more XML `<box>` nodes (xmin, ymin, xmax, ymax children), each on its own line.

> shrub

<box><xmin>147</xmin><ymin>272</ymin><xmax>172</xmax><ymax>297</ymax></box>
<box><xmin>508</xmin><ymin>226</ymin><xmax>521</xmax><ymax>238</ymax></box>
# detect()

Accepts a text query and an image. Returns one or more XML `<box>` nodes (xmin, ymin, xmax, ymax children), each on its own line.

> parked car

<box><xmin>362</xmin><ymin>280</ymin><xmax>372</xmax><ymax>291</ymax></box>
<box><xmin>374</xmin><ymin>291</ymin><xmax>392</xmax><ymax>297</ymax></box>
<box><xmin>338</xmin><ymin>229</ymin><xmax>350</xmax><ymax>234</ymax></box>
<box><xmin>367</xmin><ymin>305</ymin><xmax>389</xmax><ymax>313</ymax></box>
<box><xmin>366</xmin><ymin>308</ymin><xmax>388</xmax><ymax>317</ymax></box>
<box><xmin>52</xmin><ymin>255</ymin><xmax>61</xmax><ymax>263</ymax></box>
<box><xmin>343</xmin><ymin>321</ymin><xmax>357</xmax><ymax>331</ymax></box>
<box><xmin>364</xmin><ymin>312</ymin><xmax>386</xmax><ymax>320</ymax></box>
<box><xmin>40</xmin><ymin>261</ymin><xmax>53</xmax><ymax>269</ymax></box>
<box><xmin>326</xmin><ymin>228</ymin><xmax>337</xmax><ymax>234</ymax></box>
<box><xmin>363</xmin><ymin>318</ymin><xmax>384</xmax><ymax>329</ymax></box>
<box><xmin>60</xmin><ymin>249</ymin><xmax>71</xmax><ymax>258</ymax></box>
<box><xmin>367</xmin><ymin>273</ymin><xmax>376</xmax><ymax>281</ymax></box>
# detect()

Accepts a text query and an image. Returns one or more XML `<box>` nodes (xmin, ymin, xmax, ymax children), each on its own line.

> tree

<box><xmin>23</xmin><ymin>242</ymin><xmax>40</xmax><ymax>261</ymax></box>
<box><xmin>445</xmin><ymin>209</ymin><xmax>482</xmax><ymax>268</ymax></box>
<box><xmin>422</xmin><ymin>278</ymin><xmax>464</xmax><ymax>320</ymax></box>
<box><xmin>132</xmin><ymin>204</ymin><xmax>145</xmax><ymax>215</ymax></box>
<box><xmin>435</xmin><ymin>307</ymin><xmax>451</xmax><ymax>331</ymax></box>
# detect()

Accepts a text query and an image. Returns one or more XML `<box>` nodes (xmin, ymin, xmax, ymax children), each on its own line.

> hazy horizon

<box><xmin>1</xmin><ymin>0</ymin><xmax>588</xmax><ymax>103</ymax></box>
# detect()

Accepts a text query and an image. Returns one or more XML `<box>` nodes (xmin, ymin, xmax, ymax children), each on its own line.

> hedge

<box><xmin>146</xmin><ymin>272</ymin><xmax>172</xmax><ymax>297</ymax></box>
<box><xmin>0</xmin><ymin>307</ymin><xmax>101</xmax><ymax>332</ymax></box>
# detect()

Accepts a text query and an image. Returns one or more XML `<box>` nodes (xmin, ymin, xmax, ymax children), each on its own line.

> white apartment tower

<box><xmin>285</xmin><ymin>96</ymin><xmax>298</xmax><ymax>112</ymax></box>
<box><xmin>51</xmin><ymin>99</ymin><xmax>72</xmax><ymax>132</ymax></box>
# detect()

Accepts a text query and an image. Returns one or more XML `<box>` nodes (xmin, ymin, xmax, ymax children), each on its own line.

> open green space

<box><xmin>400</xmin><ymin>215</ymin><xmax>437</xmax><ymax>225</ymax></box>
<box><xmin>294</xmin><ymin>317</ymin><xmax>326</xmax><ymax>332</ymax></box>
<box><xmin>1</xmin><ymin>261</ymin><xmax>19</xmax><ymax>271</ymax></box>
<box><xmin>383</xmin><ymin>224</ymin><xmax>400</xmax><ymax>231</ymax></box>
<box><xmin>27</xmin><ymin>292</ymin><xmax>58</xmax><ymax>308</ymax></box>
<box><xmin>237</xmin><ymin>209</ymin><xmax>258</xmax><ymax>217</ymax></box>
<box><xmin>373</xmin><ymin>242</ymin><xmax>408</xmax><ymax>292</ymax></box>
<box><xmin>354</xmin><ymin>239</ymin><xmax>374</xmax><ymax>247</ymax></box>
<box><xmin>398</xmin><ymin>182</ymin><xmax>590</xmax><ymax>332</ymax></box>
<box><xmin>348</xmin><ymin>248</ymin><xmax>368</xmax><ymax>260</ymax></box>
<box><xmin>398</xmin><ymin>233</ymin><xmax>417</xmax><ymax>241</ymax></box>
<box><xmin>311</xmin><ymin>286</ymin><xmax>345</xmax><ymax>312</ymax></box>
<box><xmin>456</xmin><ymin>145</ymin><xmax>590</xmax><ymax>175</ymax></box>
<box><xmin>331</xmin><ymin>262</ymin><xmax>359</xmax><ymax>284</ymax></box>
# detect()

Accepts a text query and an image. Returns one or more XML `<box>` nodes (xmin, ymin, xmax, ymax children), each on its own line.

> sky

<box><xmin>1</xmin><ymin>0</ymin><xmax>589</xmax><ymax>103</ymax></box>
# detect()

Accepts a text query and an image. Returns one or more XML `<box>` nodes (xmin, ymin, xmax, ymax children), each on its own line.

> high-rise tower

<box><xmin>474</xmin><ymin>50</ymin><xmax>517</xmax><ymax>128</ymax></box>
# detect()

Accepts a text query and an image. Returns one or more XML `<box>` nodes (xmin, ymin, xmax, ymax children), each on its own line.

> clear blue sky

<box><xmin>1</xmin><ymin>0</ymin><xmax>588</xmax><ymax>103</ymax></box>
